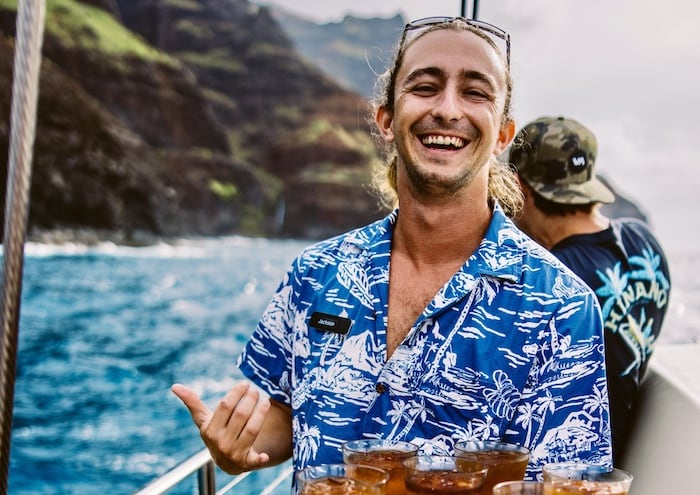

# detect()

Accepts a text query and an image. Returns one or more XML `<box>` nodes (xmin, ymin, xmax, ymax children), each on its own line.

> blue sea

<box><xmin>6</xmin><ymin>231</ymin><xmax>699</xmax><ymax>494</ymax></box>
<box><xmin>8</xmin><ymin>237</ymin><xmax>307</xmax><ymax>494</ymax></box>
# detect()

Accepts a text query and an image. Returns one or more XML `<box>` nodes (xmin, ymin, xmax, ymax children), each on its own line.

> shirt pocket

<box><xmin>414</xmin><ymin>363</ymin><xmax>522</xmax><ymax>431</ymax></box>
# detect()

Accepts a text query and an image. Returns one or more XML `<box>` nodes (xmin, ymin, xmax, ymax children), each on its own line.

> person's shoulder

<box><xmin>500</xmin><ymin>219</ymin><xmax>564</xmax><ymax>266</ymax></box>
<box><xmin>295</xmin><ymin>215</ymin><xmax>391</xmax><ymax>263</ymax></box>
<box><xmin>612</xmin><ymin>217</ymin><xmax>668</xmax><ymax>253</ymax></box>
<box><xmin>613</xmin><ymin>216</ymin><xmax>655</xmax><ymax>232</ymax></box>
<box><xmin>505</xmin><ymin>223</ymin><xmax>595</xmax><ymax>295</ymax></box>
<box><xmin>523</xmin><ymin>237</ymin><xmax>580</xmax><ymax>277</ymax></box>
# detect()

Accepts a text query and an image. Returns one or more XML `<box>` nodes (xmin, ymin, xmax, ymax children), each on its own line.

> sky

<box><xmin>254</xmin><ymin>0</ymin><xmax>699</xmax><ymax>253</ymax></box>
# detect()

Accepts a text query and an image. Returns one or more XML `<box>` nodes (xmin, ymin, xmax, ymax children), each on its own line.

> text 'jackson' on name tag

<box><xmin>309</xmin><ymin>312</ymin><xmax>352</xmax><ymax>335</ymax></box>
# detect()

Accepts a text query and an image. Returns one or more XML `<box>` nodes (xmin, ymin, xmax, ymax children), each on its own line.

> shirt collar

<box><xmin>339</xmin><ymin>204</ymin><xmax>525</xmax><ymax>283</ymax></box>
<box><xmin>470</xmin><ymin>202</ymin><xmax>524</xmax><ymax>283</ymax></box>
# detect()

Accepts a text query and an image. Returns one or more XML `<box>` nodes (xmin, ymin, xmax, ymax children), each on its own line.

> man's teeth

<box><xmin>421</xmin><ymin>135</ymin><xmax>465</xmax><ymax>148</ymax></box>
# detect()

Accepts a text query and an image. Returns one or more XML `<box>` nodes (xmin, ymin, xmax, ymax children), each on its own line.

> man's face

<box><xmin>376</xmin><ymin>28</ymin><xmax>512</xmax><ymax>198</ymax></box>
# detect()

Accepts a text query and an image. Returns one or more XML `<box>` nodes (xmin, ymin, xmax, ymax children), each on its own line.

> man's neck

<box><xmin>532</xmin><ymin>209</ymin><xmax>611</xmax><ymax>249</ymax></box>
<box><xmin>386</xmin><ymin>193</ymin><xmax>493</xmax><ymax>358</ymax></box>
<box><xmin>392</xmin><ymin>194</ymin><xmax>492</xmax><ymax>269</ymax></box>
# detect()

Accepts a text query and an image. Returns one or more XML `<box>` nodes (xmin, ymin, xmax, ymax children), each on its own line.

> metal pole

<box><xmin>0</xmin><ymin>0</ymin><xmax>45</xmax><ymax>492</ymax></box>
<box><xmin>461</xmin><ymin>0</ymin><xmax>467</xmax><ymax>17</ymax></box>
<box><xmin>472</xmin><ymin>0</ymin><xmax>480</xmax><ymax>19</ymax></box>
<box><xmin>197</xmin><ymin>461</ymin><xmax>216</xmax><ymax>495</ymax></box>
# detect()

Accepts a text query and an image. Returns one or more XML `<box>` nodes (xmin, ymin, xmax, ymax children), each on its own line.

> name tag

<box><xmin>309</xmin><ymin>312</ymin><xmax>352</xmax><ymax>335</ymax></box>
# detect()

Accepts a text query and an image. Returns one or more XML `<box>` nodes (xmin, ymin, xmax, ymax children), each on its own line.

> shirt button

<box><xmin>375</xmin><ymin>383</ymin><xmax>386</xmax><ymax>393</ymax></box>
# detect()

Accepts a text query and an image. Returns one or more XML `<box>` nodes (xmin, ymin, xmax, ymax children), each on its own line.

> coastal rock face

<box><xmin>44</xmin><ymin>44</ymin><xmax>231</xmax><ymax>154</ymax></box>
<box><xmin>0</xmin><ymin>0</ymin><xmax>386</xmax><ymax>242</ymax></box>
<box><xmin>113</xmin><ymin>0</ymin><xmax>387</xmax><ymax>236</ymax></box>
<box><xmin>114</xmin><ymin>0</ymin><xmax>332</xmax><ymax>148</ymax></box>
<box><xmin>0</xmin><ymin>36</ymin><xmax>281</xmax><ymax>241</ymax></box>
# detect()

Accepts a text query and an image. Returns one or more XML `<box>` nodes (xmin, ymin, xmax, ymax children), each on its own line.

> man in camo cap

<box><xmin>511</xmin><ymin>115</ymin><xmax>614</xmax><ymax>204</ymax></box>
<box><xmin>509</xmin><ymin>115</ymin><xmax>671</xmax><ymax>465</ymax></box>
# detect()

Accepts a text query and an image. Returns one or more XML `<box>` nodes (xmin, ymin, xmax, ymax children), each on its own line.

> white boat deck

<box><xmin>619</xmin><ymin>343</ymin><xmax>700</xmax><ymax>495</ymax></box>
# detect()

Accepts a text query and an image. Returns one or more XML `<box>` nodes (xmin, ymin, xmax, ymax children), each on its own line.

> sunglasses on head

<box><xmin>400</xmin><ymin>16</ymin><xmax>511</xmax><ymax>69</ymax></box>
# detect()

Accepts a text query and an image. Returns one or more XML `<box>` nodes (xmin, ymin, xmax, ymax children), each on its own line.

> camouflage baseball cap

<box><xmin>509</xmin><ymin>116</ymin><xmax>614</xmax><ymax>204</ymax></box>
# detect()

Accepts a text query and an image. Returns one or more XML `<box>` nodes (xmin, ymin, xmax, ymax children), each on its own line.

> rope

<box><xmin>0</xmin><ymin>0</ymin><xmax>46</xmax><ymax>493</ymax></box>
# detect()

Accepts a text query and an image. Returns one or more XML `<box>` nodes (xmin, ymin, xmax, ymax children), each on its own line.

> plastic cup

<box><xmin>493</xmin><ymin>481</ymin><xmax>549</xmax><ymax>495</ymax></box>
<box><xmin>296</xmin><ymin>463</ymin><xmax>390</xmax><ymax>495</ymax></box>
<box><xmin>454</xmin><ymin>441</ymin><xmax>530</xmax><ymax>495</ymax></box>
<box><xmin>403</xmin><ymin>455</ymin><xmax>487</xmax><ymax>495</ymax></box>
<box><xmin>542</xmin><ymin>463</ymin><xmax>633</xmax><ymax>495</ymax></box>
<box><xmin>343</xmin><ymin>439</ymin><xmax>419</xmax><ymax>495</ymax></box>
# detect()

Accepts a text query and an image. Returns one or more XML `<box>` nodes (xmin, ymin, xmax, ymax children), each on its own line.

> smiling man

<box><xmin>173</xmin><ymin>17</ymin><xmax>613</xmax><ymax>481</ymax></box>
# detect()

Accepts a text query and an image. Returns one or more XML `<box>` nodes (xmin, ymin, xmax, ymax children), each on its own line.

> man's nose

<box><xmin>431</xmin><ymin>89</ymin><xmax>462</xmax><ymax>122</ymax></box>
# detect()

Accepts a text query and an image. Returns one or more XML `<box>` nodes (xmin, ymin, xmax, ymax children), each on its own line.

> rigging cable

<box><xmin>0</xmin><ymin>0</ymin><xmax>46</xmax><ymax>492</ymax></box>
<box><xmin>460</xmin><ymin>0</ymin><xmax>480</xmax><ymax>19</ymax></box>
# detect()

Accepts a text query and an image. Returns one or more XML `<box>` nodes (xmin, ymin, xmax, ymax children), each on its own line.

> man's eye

<box><xmin>464</xmin><ymin>89</ymin><xmax>491</xmax><ymax>101</ymax></box>
<box><xmin>412</xmin><ymin>85</ymin><xmax>437</xmax><ymax>95</ymax></box>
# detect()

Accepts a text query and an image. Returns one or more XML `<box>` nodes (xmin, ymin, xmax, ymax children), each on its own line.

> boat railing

<box><xmin>132</xmin><ymin>448</ymin><xmax>293</xmax><ymax>495</ymax></box>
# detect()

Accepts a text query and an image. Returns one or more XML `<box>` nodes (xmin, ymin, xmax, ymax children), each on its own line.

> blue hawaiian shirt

<box><xmin>238</xmin><ymin>206</ymin><xmax>612</xmax><ymax>479</ymax></box>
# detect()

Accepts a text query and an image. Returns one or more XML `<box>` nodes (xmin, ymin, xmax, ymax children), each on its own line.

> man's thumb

<box><xmin>171</xmin><ymin>383</ymin><xmax>211</xmax><ymax>429</ymax></box>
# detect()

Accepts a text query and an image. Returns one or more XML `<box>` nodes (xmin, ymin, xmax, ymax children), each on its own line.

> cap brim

<box><xmin>529</xmin><ymin>176</ymin><xmax>616</xmax><ymax>205</ymax></box>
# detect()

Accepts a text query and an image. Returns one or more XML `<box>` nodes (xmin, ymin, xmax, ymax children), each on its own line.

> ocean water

<box><xmin>8</xmin><ymin>237</ymin><xmax>307</xmax><ymax>494</ymax></box>
<box><xmin>6</xmin><ymin>229</ymin><xmax>698</xmax><ymax>494</ymax></box>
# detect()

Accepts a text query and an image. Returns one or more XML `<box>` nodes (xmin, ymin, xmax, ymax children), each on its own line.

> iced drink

<box><xmin>343</xmin><ymin>439</ymin><xmax>419</xmax><ymax>495</ymax></box>
<box><xmin>542</xmin><ymin>463</ymin><xmax>632</xmax><ymax>495</ymax></box>
<box><xmin>492</xmin><ymin>481</ymin><xmax>548</xmax><ymax>495</ymax></box>
<box><xmin>297</xmin><ymin>463</ymin><xmax>389</xmax><ymax>495</ymax></box>
<box><xmin>301</xmin><ymin>476</ymin><xmax>378</xmax><ymax>495</ymax></box>
<box><xmin>454</xmin><ymin>441</ymin><xmax>530</xmax><ymax>495</ymax></box>
<box><xmin>544</xmin><ymin>480</ymin><xmax>629</xmax><ymax>495</ymax></box>
<box><xmin>403</xmin><ymin>455</ymin><xmax>487</xmax><ymax>495</ymax></box>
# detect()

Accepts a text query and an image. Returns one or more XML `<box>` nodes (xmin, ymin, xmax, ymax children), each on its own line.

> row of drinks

<box><xmin>296</xmin><ymin>439</ymin><xmax>633</xmax><ymax>495</ymax></box>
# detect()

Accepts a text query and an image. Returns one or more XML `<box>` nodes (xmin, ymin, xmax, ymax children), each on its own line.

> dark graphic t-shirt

<box><xmin>551</xmin><ymin>218</ymin><xmax>671</xmax><ymax>463</ymax></box>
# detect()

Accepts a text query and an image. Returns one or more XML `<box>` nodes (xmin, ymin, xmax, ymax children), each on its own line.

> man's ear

<box><xmin>495</xmin><ymin>119</ymin><xmax>516</xmax><ymax>155</ymax></box>
<box><xmin>375</xmin><ymin>106</ymin><xmax>395</xmax><ymax>143</ymax></box>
